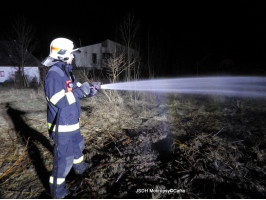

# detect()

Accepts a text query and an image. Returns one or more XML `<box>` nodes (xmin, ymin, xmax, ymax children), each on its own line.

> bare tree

<box><xmin>106</xmin><ymin>52</ymin><xmax>136</xmax><ymax>83</ymax></box>
<box><xmin>8</xmin><ymin>15</ymin><xmax>36</xmax><ymax>87</ymax></box>
<box><xmin>146</xmin><ymin>29</ymin><xmax>155</xmax><ymax>78</ymax></box>
<box><xmin>119</xmin><ymin>12</ymin><xmax>140</xmax><ymax>81</ymax></box>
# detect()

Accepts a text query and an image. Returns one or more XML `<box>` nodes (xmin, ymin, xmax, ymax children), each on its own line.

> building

<box><xmin>75</xmin><ymin>39</ymin><xmax>138</xmax><ymax>69</ymax></box>
<box><xmin>0</xmin><ymin>41</ymin><xmax>41</xmax><ymax>83</ymax></box>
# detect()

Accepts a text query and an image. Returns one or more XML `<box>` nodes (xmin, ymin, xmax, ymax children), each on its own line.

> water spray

<box><xmin>100</xmin><ymin>76</ymin><xmax>266</xmax><ymax>98</ymax></box>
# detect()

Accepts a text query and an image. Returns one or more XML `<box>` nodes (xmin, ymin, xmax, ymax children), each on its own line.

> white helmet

<box><xmin>41</xmin><ymin>37</ymin><xmax>79</xmax><ymax>67</ymax></box>
<box><xmin>49</xmin><ymin>38</ymin><xmax>78</xmax><ymax>61</ymax></box>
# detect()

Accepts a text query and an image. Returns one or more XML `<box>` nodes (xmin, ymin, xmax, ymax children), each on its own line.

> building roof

<box><xmin>0</xmin><ymin>41</ymin><xmax>40</xmax><ymax>66</ymax></box>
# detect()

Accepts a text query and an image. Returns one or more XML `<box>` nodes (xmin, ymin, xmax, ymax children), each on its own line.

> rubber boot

<box><xmin>50</xmin><ymin>182</ymin><xmax>70</xmax><ymax>199</ymax></box>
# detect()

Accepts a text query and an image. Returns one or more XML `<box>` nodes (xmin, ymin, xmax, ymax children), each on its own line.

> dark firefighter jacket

<box><xmin>44</xmin><ymin>61</ymin><xmax>85</xmax><ymax>135</ymax></box>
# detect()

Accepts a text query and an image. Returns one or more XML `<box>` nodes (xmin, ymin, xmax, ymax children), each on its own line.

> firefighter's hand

<box><xmin>89</xmin><ymin>82</ymin><xmax>101</xmax><ymax>96</ymax></box>
<box><xmin>80</xmin><ymin>82</ymin><xmax>91</xmax><ymax>96</ymax></box>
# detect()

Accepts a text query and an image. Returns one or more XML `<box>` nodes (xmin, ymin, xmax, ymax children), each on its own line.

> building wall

<box><xmin>75</xmin><ymin>39</ymin><xmax>138</xmax><ymax>70</ymax></box>
<box><xmin>0</xmin><ymin>66</ymin><xmax>40</xmax><ymax>83</ymax></box>
<box><xmin>75</xmin><ymin>43</ymin><xmax>102</xmax><ymax>69</ymax></box>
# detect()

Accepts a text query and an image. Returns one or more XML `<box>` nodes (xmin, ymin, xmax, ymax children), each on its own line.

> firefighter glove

<box><xmin>89</xmin><ymin>82</ymin><xmax>100</xmax><ymax>96</ymax></box>
<box><xmin>80</xmin><ymin>82</ymin><xmax>91</xmax><ymax>96</ymax></box>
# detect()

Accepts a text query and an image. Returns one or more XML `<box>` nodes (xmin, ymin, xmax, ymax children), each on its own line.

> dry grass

<box><xmin>0</xmin><ymin>87</ymin><xmax>265</xmax><ymax>198</ymax></box>
<box><xmin>0</xmin><ymin>88</ymin><xmax>51</xmax><ymax>198</ymax></box>
<box><xmin>0</xmin><ymin>87</ymin><xmax>152</xmax><ymax>198</ymax></box>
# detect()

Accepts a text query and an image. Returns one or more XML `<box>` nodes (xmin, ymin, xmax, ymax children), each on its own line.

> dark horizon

<box><xmin>1</xmin><ymin>0</ymin><xmax>266</xmax><ymax>76</ymax></box>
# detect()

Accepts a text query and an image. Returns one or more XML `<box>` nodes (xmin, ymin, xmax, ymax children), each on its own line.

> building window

<box><xmin>103</xmin><ymin>53</ymin><xmax>112</xmax><ymax>59</ymax></box>
<box><xmin>0</xmin><ymin>71</ymin><xmax>4</xmax><ymax>77</ymax></box>
<box><xmin>92</xmin><ymin>53</ymin><xmax>97</xmax><ymax>64</ymax></box>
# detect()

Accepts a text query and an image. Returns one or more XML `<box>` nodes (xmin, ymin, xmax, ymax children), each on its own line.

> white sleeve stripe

<box><xmin>49</xmin><ymin>89</ymin><xmax>65</xmax><ymax>105</ymax></box>
<box><xmin>65</xmin><ymin>92</ymin><xmax>76</xmax><ymax>105</ymax></box>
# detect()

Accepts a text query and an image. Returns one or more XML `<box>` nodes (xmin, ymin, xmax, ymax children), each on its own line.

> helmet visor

<box><xmin>41</xmin><ymin>56</ymin><xmax>59</xmax><ymax>67</ymax></box>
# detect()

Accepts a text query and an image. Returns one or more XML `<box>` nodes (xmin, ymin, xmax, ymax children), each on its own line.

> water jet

<box><xmin>101</xmin><ymin>76</ymin><xmax>266</xmax><ymax>98</ymax></box>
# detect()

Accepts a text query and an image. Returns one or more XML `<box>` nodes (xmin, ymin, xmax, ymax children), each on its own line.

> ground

<box><xmin>0</xmin><ymin>87</ymin><xmax>265</xmax><ymax>198</ymax></box>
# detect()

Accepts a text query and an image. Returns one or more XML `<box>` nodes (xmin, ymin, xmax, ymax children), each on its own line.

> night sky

<box><xmin>1</xmin><ymin>0</ymin><xmax>266</xmax><ymax>76</ymax></box>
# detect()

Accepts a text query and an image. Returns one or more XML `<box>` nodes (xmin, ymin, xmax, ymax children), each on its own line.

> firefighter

<box><xmin>42</xmin><ymin>38</ymin><xmax>100</xmax><ymax>198</ymax></box>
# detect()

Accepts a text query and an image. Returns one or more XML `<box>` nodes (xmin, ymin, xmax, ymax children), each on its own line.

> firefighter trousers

<box><xmin>49</xmin><ymin>130</ymin><xmax>85</xmax><ymax>195</ymax></box>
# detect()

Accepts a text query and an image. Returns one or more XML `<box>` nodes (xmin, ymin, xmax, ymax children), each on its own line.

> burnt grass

<box><xmin>67</xmin><ymin>95</ymin><xmax>266</xmax><ymax>199</ymax></box>
<box><xmin>1</xmin><ymin>91</ymin><xmax>266</xmax><ymax>199</ymax></box>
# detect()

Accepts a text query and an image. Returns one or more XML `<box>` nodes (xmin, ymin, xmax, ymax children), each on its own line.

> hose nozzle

<box><xmin>89</xmin><ymin>82</ymin><xmax>101</xmax><ymax>90</ymax></box>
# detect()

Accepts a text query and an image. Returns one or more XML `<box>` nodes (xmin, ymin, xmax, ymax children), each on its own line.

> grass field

<box><xmin>0</xmin><ymin>87</ymin><xmax>265</xmax><ymax>198</ymax></box>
